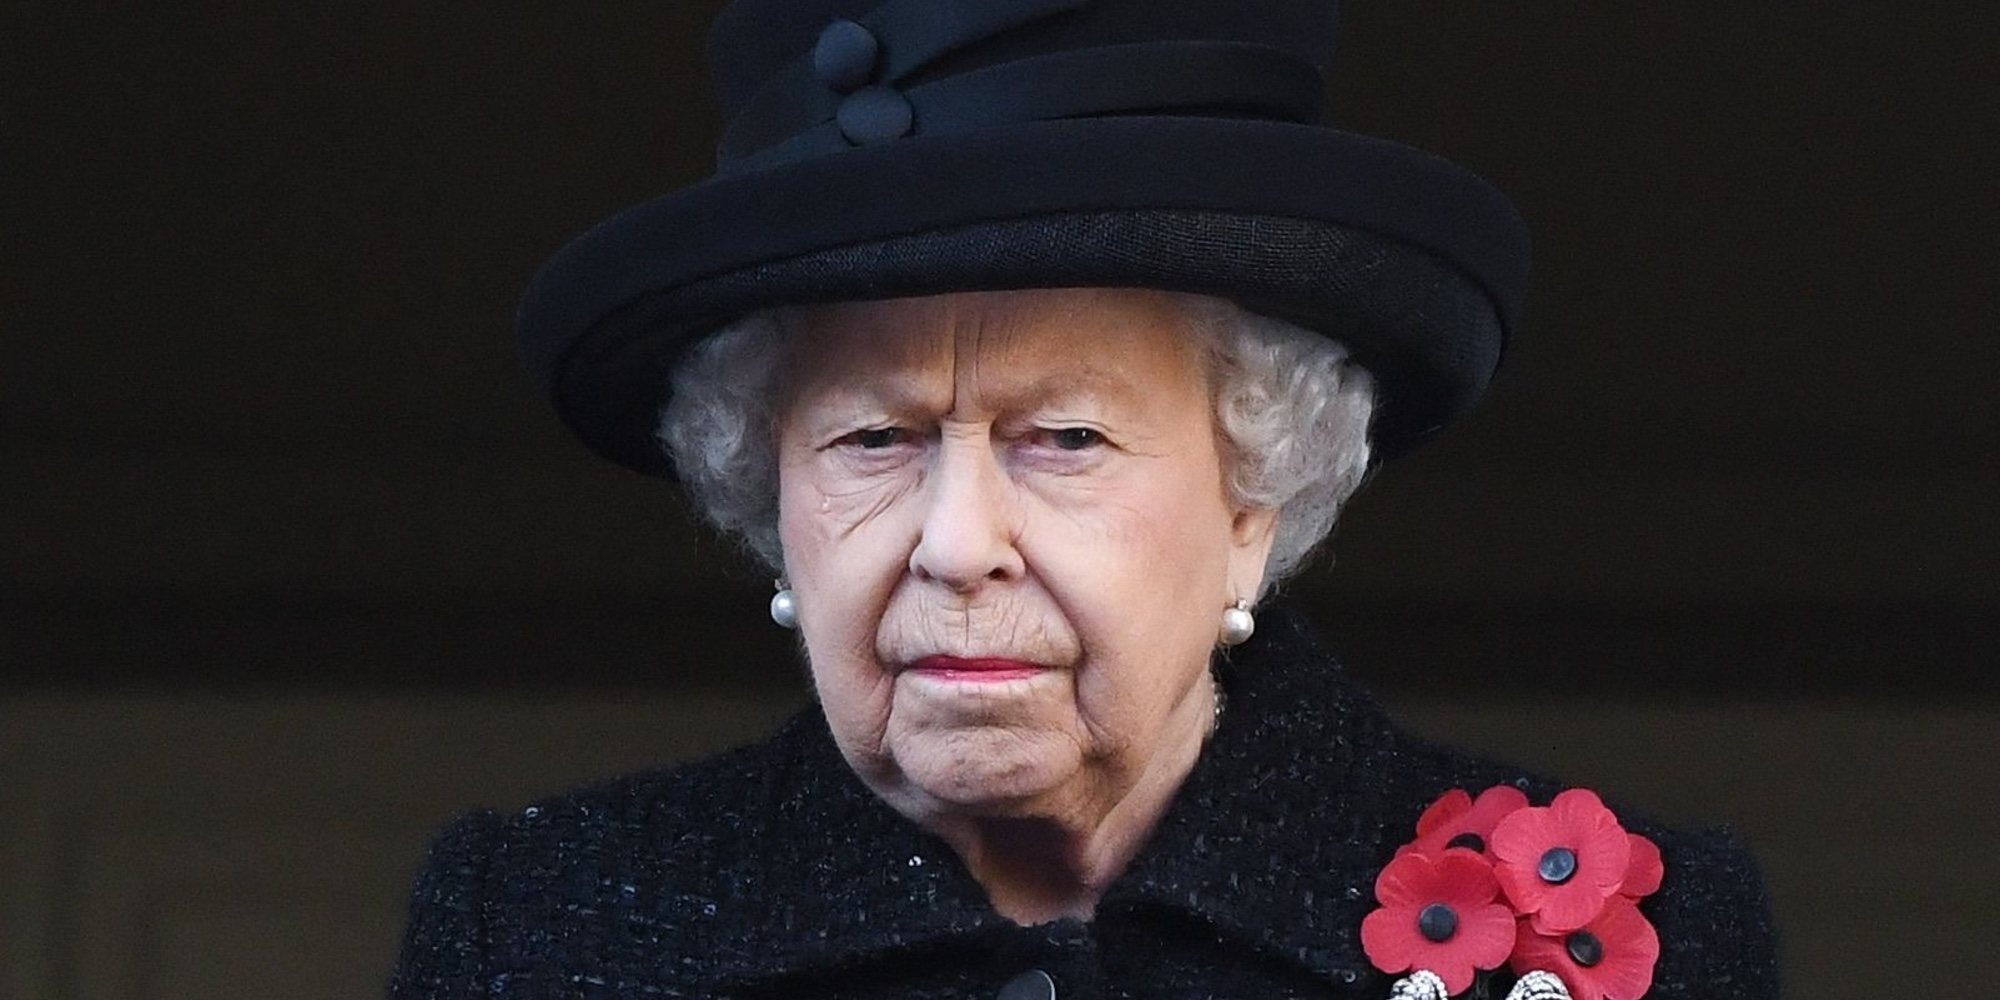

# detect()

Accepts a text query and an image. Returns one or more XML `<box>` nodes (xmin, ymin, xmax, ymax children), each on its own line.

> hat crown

<box><xmin>518</xmin><ymin>0</ymin><xmax>1524</xmax><ymax>477</ymax></box>
<box><xmin>705</xmin><ymin>0</ymin><xmax>1341</xmax><ymax>122</ymax></box>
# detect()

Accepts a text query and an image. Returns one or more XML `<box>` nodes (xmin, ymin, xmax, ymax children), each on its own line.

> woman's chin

<box><xmin>890</xmin><ymin>726</ymin><xmax>1082</xmax><ymax>816</ymax></box>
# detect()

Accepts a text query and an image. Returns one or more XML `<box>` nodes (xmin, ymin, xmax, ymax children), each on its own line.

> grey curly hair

<box><xmin>657</xmin><ymin>292</ymin><xmax>1376</xmax><ymax>594</ymax></box>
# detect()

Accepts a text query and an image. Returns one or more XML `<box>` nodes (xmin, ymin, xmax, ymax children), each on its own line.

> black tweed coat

<box><xmin>389</xmin><ymin>607</ymin><xmax>1780</xmax><ymax>999</ymax></box>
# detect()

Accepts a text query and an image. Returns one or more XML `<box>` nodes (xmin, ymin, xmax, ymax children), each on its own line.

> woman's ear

<box><xmin>1226</xmin><ymin>506</ymin><xmax>1280</xmax><ymax>601</ymax></box>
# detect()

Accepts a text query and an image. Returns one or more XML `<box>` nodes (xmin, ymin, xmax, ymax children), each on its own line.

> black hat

<box><xmin>518</xmin><ymin>0</ymin><xmax>1529</xmax><ymax>476</ymax></box>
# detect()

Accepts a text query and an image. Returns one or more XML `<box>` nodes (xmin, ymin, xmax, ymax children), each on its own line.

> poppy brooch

<box><xmin>1362</xmin><ymin>787</ymin><xmax>1666</xmax><ymax>1000</ymax></box>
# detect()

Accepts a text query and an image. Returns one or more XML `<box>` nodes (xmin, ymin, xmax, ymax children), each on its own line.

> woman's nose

<box><xmin>907</xmin><ymin>432</ymin><xmax>1025</xmax><ymax>591</ymax></box>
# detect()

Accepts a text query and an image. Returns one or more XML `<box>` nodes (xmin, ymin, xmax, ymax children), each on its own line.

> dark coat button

<box><xmin>812</xmin><ymin>19</ymin><xmax>879</xmax><ymax>93</ymax></box>
<box><xmin>997</xmin><ymin>968</ymin><xmax>1056</xmax><ymax>1000</ymax></box>
<box><xmin>835</xmin><ymin>85</ymin><xmax>914</xmax><ymax>145</ymax></box>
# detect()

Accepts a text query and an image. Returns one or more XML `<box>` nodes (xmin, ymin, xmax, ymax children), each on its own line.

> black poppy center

<box><xmin>1446</xmin><ymin>832</ymin><xmax>1486</xmax><ymax>853</ymax></box>
<box><xmin>1566</xmin><ymin>930</ymin><xmax>1606</xmax><ymax>967</ymax></box>
<box><xmin>1538</xmin><ymin>846</ymin><xmax>1579</xmax><ymax>884</ymax></box>
<box><xmin>1417</xmin><ymin>903</ymin><xmax>1459</xmax><ymax>943</ymax></box>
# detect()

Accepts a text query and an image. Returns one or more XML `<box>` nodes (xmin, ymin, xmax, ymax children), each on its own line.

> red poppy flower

<box><xmin>1510</xmin><ymin>895</ymin><xmax>1661</xmax><ymax>1000</ymax></box>
<box><xmin>1490</xmin><ymin>789</ymin><xmax>1632</xmax><ymax>933</ymax></box>
<box><xmin>1361</xmin><ymin>849</ymin><xmax>1517</xmax><ymax>994</ymax></box>
<box><xmin>1403</xmin><ymin>784</ymin><xmax>1531</xmax><ymax>859</ymax></box>
<box><xmin>1619</xmin><ymin>833</ymin><xmax>1663</xmax><ymax>899</ymax></box>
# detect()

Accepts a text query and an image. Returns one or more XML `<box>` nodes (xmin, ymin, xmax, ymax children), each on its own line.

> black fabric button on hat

<box><xmin>836</xmin><ymin>85</ymin><xmax>914</xmax><ymax>145</ymax></box>
<box><xmin>812</xmin><ymin>19</ymin><xmax>878</xmax><ymax>92</ymax></box>
<box><xmin>998</xmin><ymin>968</ymin><xmax>1056</xmax><ymax>1000</ymax></box>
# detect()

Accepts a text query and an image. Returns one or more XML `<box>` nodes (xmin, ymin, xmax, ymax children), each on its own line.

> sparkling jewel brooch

<box><xmin>1362</xmin><ymin>787</ymin><xmax>1666</xmax><ymax>1000</ymax></box>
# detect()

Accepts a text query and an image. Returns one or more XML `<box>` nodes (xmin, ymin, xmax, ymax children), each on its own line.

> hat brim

<box><xmin>518</xmin><ymin>115</ymin><xmax>1528</xmax><ymax>476</ymax></box>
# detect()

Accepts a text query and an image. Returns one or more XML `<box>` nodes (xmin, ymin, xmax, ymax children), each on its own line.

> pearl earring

<box><xmin>769</xmin><ymin>579</ymin><xmax>798</xmax><ymax>630</ymax></box>
<box><xmin>1219</xmin><ymin>599</ymin><xmax>1255</xmax><ymax>646</ymax></box>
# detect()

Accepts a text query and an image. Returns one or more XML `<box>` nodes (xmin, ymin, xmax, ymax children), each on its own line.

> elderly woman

<box><xmin>391</xmin><ymin>1</ymin><xmax>1778</xmax><ymax>998</ymax></box>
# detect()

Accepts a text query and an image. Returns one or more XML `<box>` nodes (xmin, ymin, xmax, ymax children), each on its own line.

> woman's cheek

<box><xmin>1008</xmin><ymin>453</ymin><xmax>1130</xmax><ymax>520</ymax></box>
<box><xmin>806</xmin><ymin>458</ymin><xmax>925</xmax><ymax>541</ymax></box>
<box><xmin>1022</xmin><ymin>467</ymin><xmax>1163</xmax><ymax>547</ymax></box>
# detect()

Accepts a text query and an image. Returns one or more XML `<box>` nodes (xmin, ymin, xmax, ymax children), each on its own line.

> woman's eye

<box><xmin>840</xmin><ymin>427</ymin><xmax>911</xmax><ymax>449</ymax></box>
<box><xmin>1043</xmin><ymin>427</ymin><xmax>1105</xmax><ymax>451</ymax></box>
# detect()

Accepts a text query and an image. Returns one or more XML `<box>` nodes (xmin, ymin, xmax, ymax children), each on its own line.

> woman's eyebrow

<box><xmin>796</xmin><ymin>364</ymin><xmax>1137</xmax><ymax>420</ymax></box>
<box><xmin>995</xmin><ymin>368</ymin><xmax>1134</xmax><ymax>410</ymax></box>
<box><xmin>789</xmin><ymin>380</ymin><xmax>949</xmax><ymax>430</ymax></box>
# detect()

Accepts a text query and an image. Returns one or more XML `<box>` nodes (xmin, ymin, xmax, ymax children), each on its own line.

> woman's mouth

<box><xmin>907</xmin><ymin>655</ymin><xmax>1051</xmax><ymax>682</ymax></box>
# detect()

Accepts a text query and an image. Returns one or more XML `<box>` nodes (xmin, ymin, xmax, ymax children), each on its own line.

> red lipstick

<box><xmin>909</xmin><ymin>655</ymin><xmax>1048</xmax><ymax>682</ymax></box>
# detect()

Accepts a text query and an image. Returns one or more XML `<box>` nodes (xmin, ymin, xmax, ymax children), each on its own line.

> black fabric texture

<box><xmin>387</xmin><ymin>605</ymin><xmax>1781</xmax><ymax>999</ymax></box>
<box><xmin>516</xmin><ymin>0</ymin><xmax>1530</xmax><ymax>479</ymax></box>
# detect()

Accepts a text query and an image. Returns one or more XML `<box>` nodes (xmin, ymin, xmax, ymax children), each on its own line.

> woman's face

<box><xmin>776</xmin><ymin>288</ymin><xmax>1276</xmax><ymax>826</ymax></box>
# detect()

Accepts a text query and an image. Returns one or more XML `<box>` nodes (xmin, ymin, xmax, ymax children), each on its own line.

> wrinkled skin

<box><xmin>775</xmin><ymin>288</ymin><xmax>1277</xmax><ymax>921</ymax></box>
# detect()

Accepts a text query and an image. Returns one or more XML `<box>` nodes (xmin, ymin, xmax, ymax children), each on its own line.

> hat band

<box><xmin>718</xmin><ymin>40</ymin><xmax>1325</xmax><ymax>174</ymax></box>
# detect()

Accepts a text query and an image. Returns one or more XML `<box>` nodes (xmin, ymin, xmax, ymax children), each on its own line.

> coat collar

<box><xmin>705</xmin><ymin>602</ymin><xmax>1406</xmax><ymax>992</ymax></box>
<box><xmin>1101</xmin><ymin>604</ymin><xmax>1400</xmax><ymax>986</ymax></box>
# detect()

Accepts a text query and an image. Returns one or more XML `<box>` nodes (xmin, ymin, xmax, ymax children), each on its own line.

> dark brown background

<box><xmin>4</xmin><ymin>3</ymin><xmax>1996</xmax><ymax>997</ymax></box>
